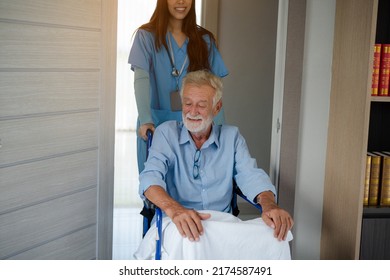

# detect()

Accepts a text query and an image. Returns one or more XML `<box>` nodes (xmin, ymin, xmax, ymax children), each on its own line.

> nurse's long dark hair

<box><xmin>139</xmin><ymin>0</ymin><xmax>216</xmax><ymax>72</ymax></box>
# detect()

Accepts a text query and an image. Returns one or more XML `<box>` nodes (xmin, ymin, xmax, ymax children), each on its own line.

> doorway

<box><xmin>112</xmin><ymin>0</ymin><xmax>202</xmax><ymax>260</ymax></box>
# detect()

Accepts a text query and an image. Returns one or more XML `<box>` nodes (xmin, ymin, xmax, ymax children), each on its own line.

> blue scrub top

<box><xmin>128</xmin><ymin>29</ymin><xmax>229</xmax><ymax>126</ymax></box>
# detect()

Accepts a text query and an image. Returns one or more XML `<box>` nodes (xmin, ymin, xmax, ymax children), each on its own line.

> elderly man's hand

<box><xmin>261</xmin><ymin>205</ymin><xmax>293</xmax><ymax>241</ymax></box>
<box><xmin>168</xmin><ymin>206</ymin><xmax>211</xmax><ymax>242</ymax></box>
<box><xmin>257</xmin><ymin>191</ymin><xmax>294</xmax><ymax>241</ymax></box>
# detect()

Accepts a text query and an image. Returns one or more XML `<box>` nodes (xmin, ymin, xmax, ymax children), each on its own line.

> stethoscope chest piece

<box><xmin>171</xmin><ymin>68</ymin><xmax>179</xmax><ymax>77</ymax></box>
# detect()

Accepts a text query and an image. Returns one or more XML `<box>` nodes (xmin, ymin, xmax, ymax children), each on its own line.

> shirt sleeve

<box><xmin>232</xmin><ymin>129</ymin><xmax>276</xmax><ymax>202</ymax></box>
<box><xmin>204</xmin><ymin>34</ymin><xmax>229</xmax><ymax>78</ymax></box>
<box><xmin>134</xmin><ymin>67</ymin><xmax>153</xmax><ymax>125</ymax></box>
<box><xmin>138</xmin><ymin>124</ymin><xmax>172</xmax><ymax>200</ymax></box>
<box><xmin>128</xmin><ymin>29</ymin><xmax>155</xmax><ymax>72</ymax></box>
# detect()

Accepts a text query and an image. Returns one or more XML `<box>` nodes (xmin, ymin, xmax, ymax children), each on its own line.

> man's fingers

<box><xmin>192</xmin><ymin>213</ymin><xmax>210</xmax><ymax>236</ymax></box>
<box><xmin>198</xmin><ymin>213</ymin><xmax>211</xmax><ymax>220</ymax></box>
<box><xmin>173</xmin><ymin>210</ymin><xmax>208</xmax><ymax>242</ymax></box>
<box><xmin>262</xmin><ymin>210</ymin><xmax>293</xmax><ymax>241</ymax></box>
<box><xmin>262</xmin><ymin>212</ymin><xmax>275</xmax><ymax>229</ymax></box>
<box><xmin>188</xmin><ymin>219</ymin><xmax>202</xmax><ymax>241</ymax></box>
<box><xmin>277</xmin><ymin>220</ymin><xmax>288</xmax><ymax>241</ymax></box>
<box><xmin>180</xmin><ymin>220</ymin><xmax>197</xmax><ymax>241</ymax></box>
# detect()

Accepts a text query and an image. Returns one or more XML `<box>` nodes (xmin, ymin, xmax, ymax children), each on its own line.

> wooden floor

<box><xmin>112</xmin><ymin>130</ymin><xmax>143</xmax><ymax>260</ymax></box>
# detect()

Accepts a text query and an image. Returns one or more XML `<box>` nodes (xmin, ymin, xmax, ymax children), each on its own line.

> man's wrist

<box><xmin>256</xmin><ymin>191</ymin><xmax>277</xmax><ymax>206</ymax></box>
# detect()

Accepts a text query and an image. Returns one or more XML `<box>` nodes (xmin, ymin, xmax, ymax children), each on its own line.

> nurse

<box><xmin>128</xmin><ymin>0</ymin><xmax>229</xmax><ymax>172</ymax></box>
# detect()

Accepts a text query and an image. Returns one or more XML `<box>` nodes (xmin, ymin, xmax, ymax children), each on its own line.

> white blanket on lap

<box><xmin>134</xmin><ymin>210</ymin><xmax>293</xmax><ymax>260</ymax></box>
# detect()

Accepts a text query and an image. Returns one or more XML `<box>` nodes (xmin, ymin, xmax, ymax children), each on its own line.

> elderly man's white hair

<box><xmin>180</xmin><ymin>70</ymin><xmax>223</xmax><ymax>106</ymax></box>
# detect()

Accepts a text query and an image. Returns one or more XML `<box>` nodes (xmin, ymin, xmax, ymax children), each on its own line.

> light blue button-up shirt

<box><xmin>139</xmin><ymin>121</ymin><xmax>276</xmax><ymax>214</ymax></box>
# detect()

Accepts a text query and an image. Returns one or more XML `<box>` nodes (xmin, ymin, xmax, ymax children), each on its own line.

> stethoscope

<box><xmin>167</xmin><ymin>33</ymin><xmax>188</xmax><ymax>79</ymax></box>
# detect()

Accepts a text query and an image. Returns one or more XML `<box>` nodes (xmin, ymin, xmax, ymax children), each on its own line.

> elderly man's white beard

<box><xmin>183</xmin><ymin>113</ymin><xmax>213</xmax><ymax>133</ymax></box>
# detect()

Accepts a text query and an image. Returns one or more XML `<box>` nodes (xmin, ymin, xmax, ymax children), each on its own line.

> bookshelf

<box><xmin>360</xmin><ymin>0</ymin><xmax>390</xmax><ymax>259</ymax></box>
<box><xmin>363</xmin><ymin>207</ymin><xmax>390</xmax><ymax>218</ymax></box>
<box><xmin>371</xmin><ymin>96</ymin><xmax>390</xmax><ymax>102</ymax></box>
<box><xmin>366</xmin><ymin>0</ymin><xmax>390</xmax><ymax>209</ymax></box>
<box><xmin>321</xmin><ymin>0</ymin><xmax>390</xmax><ymax>259</ymax></box>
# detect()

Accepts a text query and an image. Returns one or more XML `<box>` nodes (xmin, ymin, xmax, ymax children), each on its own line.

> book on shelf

<box><xmin>378</xmin><ymin>44</ymin><xmax>390</xmax><ymax>96</ymax></box>
<box><xmin>363</xmin><ymin>154</ymin><xmax>371</xmax><ymax>206</ymax></box>
<box><xmin>371</xmin><ymin>44</ymin><xmax>382</xmax><ymax>96</ymax></box>
<box><xmin>365</xmin><ymin>151</ymin><xmax>390</xmax><ymax>207</ymax></box>
<box><xmin>363</xmin><ymin>154</ymin><xmax>372</xmax><ymax>206</ymax></box>
<box><xmin>367</xmin><ymin>152</ymin><xmax>381</xmax><ymax>206</ymax></box>
<box><xmin>377</xmin><ymin>151</ymin><xmax>390</xmax><ymax>207</ymax></box>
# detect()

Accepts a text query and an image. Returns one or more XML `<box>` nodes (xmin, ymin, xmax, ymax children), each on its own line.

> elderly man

<box><xmin>135</xmin><ymin>70</ymin><xmax>293</xmax><ymax>259</ymax></box>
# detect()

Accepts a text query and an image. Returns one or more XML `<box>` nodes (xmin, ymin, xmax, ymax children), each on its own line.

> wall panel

<box><xmin>0</xmin><ymin>111</ymin><xmax>98</xmax><ymax>167</ymax></box>
<box><xmin>0</xmin><ymin>188</ymin><xmax>97</xmax><ymax>259</ymax></box>
<box><xmin>0</xmin><ymin>0</ymin><xmax>101</xmax><ymax>29</ymax></box>
<box><xmin>8</xmin><ymin>226</ymin><xmax>97</xmax><ymax>260</ymax></box>
<box><xmin>0</xmin><ymin>0</ymin><xmax>115</xmax><ymax>260</ymax></box>
<box><xmin>0</xmin><ymin>150</ymin><xmax>97</xmax><ymax>214</ymax></box>
<box><xmin>0</xmin><ymin>22</ymin><xmax>100</xmax><ymax>69</ymax></box>
<box><xmin>0</xmin><ymin>72</ymin><xmax>99</xmax><ymax>118</ymax></box>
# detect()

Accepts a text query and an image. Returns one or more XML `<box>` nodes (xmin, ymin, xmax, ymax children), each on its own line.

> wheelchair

<box><xmin>140</xmin><ymin>130</ymin><xmax>262</xmax><ymax>260</ymax></box>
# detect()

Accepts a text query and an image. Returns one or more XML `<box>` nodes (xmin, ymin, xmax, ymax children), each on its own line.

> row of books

<box><xmin>371</xmin><ymin>43</ymin><xmax>390</xmax><ymax>96</ymax></box>
<box><xmin>364</xmin><ymin>151</ymin><xmax>390</xmax><ymax>207</ymax></box>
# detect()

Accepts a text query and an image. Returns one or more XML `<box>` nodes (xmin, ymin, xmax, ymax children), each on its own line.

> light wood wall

<box><xmin>0</xmin><ymin>0</ymin><xmax>116</xmax><ymax>259</ymax></box>
<box><xmin>320</xmin><ymin>0</ymin><xmax>377</xmax><ymax>259</ymax></box>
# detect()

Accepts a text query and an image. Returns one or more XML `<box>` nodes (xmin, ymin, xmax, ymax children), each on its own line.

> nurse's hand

<box><xmin>139</xmin><ymin>123</ymin><xmax>155</xmax><ymax>141</ymax></box>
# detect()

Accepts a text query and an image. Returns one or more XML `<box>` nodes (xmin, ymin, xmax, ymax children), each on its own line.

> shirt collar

<box><xmin>179</xmin><ymin>122</ymin><xmax>220</xmax><ymax>149</ymax></box>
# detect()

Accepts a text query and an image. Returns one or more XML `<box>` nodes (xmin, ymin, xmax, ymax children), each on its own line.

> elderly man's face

<box><xmin>182</xmin><ymin>83</ymin><xmax>219</xmax><ymax>134</ymax></box>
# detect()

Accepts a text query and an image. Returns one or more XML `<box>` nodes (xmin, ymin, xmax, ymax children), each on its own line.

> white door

<box><xmin>0</xmin><ymin>0</ymin><xmax>117</xmax><ymax>259</ymax></box>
